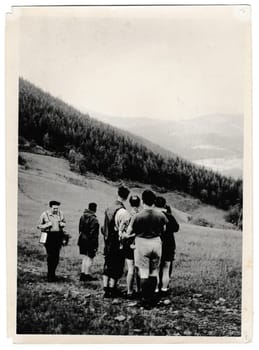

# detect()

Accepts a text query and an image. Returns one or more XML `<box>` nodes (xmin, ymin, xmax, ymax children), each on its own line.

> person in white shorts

<box><xmin>126</xmin><ymin>190</ymin><xmax>168</xmax><ymax>305</ymax></box>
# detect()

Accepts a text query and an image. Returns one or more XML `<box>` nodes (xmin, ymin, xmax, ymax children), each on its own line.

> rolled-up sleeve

<box><xmin>37</xmin><ymin>212</ymin><xmax>49</xmax><ymax>230</ymax></box>
<box><xmin>59</xmin><ymin>211</ymin><xmax>66</xmax><ymax>228</ymax></box>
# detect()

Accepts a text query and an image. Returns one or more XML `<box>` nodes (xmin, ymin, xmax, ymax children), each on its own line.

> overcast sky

<box><xmin>18</xmin><ymin>5</ymin><xmax>250</xmax><ymax>120</ymax></box>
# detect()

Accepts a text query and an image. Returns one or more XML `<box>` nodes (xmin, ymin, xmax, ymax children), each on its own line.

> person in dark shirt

<box><xmin>78</xmin><ymin>202</ymin><xmax>99</xmax><ymax>281</ymax></box>
<box><xmin>126</xmin><ymin>190</ymin><xmax>168</xmax><ymax>305</ymax></box>
<box><xmin>155</xmin><ymin>196</ymin><xmax>179</xmax><ymax>295</ymax></box>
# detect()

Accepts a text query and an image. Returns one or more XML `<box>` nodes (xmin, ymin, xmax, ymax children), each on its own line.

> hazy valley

<box><xmin>91</xmin><ymin>112</ymin><xmax>243</xmax><ymax>178</ymax></box>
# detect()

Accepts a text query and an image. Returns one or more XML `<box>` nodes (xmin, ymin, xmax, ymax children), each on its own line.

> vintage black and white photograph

<box><xmin>6</xmin><ymin>4</ymin><xmax>252</xmax><ymax>341</ymax></box>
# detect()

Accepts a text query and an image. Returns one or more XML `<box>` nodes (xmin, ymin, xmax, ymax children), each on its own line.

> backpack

<box><xmin>102</xmin><ymin>202</ymin><xmax>124</xmax><ymax>254</ymax></box>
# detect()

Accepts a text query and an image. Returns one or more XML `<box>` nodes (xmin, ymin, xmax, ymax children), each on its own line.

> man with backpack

<box><xmin>101</xmin><ymin>185</ymin><xmax>130</xmax><ymax>298</ymax></box>
<box><xmin>38</xmin><ymin>200</ymin><xmax>66</xmax><ymax>282</ymax></box>
<box><xmin>78</xmin><ymin>202</ymin><xmax>99</xmax><ymax>281</ymax></box>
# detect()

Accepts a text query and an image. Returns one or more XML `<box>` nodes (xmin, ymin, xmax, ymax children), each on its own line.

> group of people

<box><xmin>38</xmin><ymin>186</ymin><xmax>179</xmax><ymax>306</ymax></box>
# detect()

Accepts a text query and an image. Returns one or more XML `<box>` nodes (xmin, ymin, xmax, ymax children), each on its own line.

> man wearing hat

<box><xmin>38</xmin><ymin>200</ymin><xmax>66</xmax><ymax>282</ymax></box>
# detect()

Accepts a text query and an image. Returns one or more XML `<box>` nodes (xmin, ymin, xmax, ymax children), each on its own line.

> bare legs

<box><xmin>125</xmin><ymin>260</ymin><xmax>141</xmax><ymax>296</ymax></box>
<box><xmin>126</xmin><ymin>259</ymin><xmax>134</xmax><ymax>295</ymax></box>
<box><xmin>81</xmin><ymin>255</ymin><xmax>93</xmax><ymax>275</ymax></box>
<box><xmin>160</xmin><ymin>261</ymin><xmax>171</xmax><ymax>291</ymax></box>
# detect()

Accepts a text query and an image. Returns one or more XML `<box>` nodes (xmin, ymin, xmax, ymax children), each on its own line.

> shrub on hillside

<box><xmin>224</xmin><ymin>205</ymin><xmax>242</xmax><ymax>229</ymax></box>
<box><xmin>68</xmin><ymin>149</ymin><xmax>86</xmax><ymax>174</ymax></box>
<box><xmin>191</xmin><ymin>217</ymin><xmax>213</xmax><ymax>228</ymax></box>
<box><xmin>18</xmin><ymin>154</ymin><xmax>27</xmax><ymax>166</ymax></box>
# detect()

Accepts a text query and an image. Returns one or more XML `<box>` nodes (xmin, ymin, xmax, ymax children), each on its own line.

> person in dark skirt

<box><xmin>78</xmin><ymin>202</ymin><xmax>99</xmax><ymax>281</ymax></box>
<box><xmin>38</xmin><ymin>200</ymin><xmax>66</xmax><ymax>282</ymax></box>
<box><xmin>154</xmin><ymin>197</ymin><xmax>179</xmax><ymax>295</ymax></box>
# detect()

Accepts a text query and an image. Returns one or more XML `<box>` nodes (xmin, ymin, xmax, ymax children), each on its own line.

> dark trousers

<box><xmin>45</xmin><ymin>232</ymin><xmax>62</xmax><ymax>278</ymax></box>
<box><xmin>103</xmin><ymin>248</ymin><xmax>125</xmax><ymax>280</ymax></box>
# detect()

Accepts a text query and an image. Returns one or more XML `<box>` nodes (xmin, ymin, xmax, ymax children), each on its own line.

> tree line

<box><xmin>19</xmin><ymin>78</ymin><xmax>243</xmax><ymax>215</ymax></box>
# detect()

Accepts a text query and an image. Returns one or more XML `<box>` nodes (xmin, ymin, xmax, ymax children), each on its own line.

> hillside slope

<box><xmin>19</xmin><ymin>78</ymin><xmax>242</xmax><ymax>211</ymax></box>
<box><xmin>19</xmin><ymin>152</ymin><xmax>235</xmax><ymax>231</ymax></box>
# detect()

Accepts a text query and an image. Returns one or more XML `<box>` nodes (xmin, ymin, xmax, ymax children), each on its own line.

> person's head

<box><xmin>142</xmin><ymin>190</ymin><xmax>156</xmax><ymax>207</ymax></box>
<box><xmin>154</xmin><ymin>196</ymin><xmax>166</xmax><ymax>209</ymax></box>
<box><xmin>88</xmin><ymin>202</ymin><xmax>97</xmax><ymax>213</ymax></box>
<box><xmin>49</xmin><ymin>200</ymin><xmax>61</xmax><ymax>214</ymax></box>
<box><xmin>129</xmin><ymin>195</ymin><xmax>141</xmax><ymax>208</ymax></box>
<box><xmin>117</xmin><ymin>185</ymin><xmax>130</xmax><ymax>201</ymax></box>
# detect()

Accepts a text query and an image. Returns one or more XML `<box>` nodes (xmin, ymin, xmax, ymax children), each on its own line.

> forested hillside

<box><xmin>19</xmin><ymin>78</ymin><xmax>242</xmax><ymax>212</ymax></box>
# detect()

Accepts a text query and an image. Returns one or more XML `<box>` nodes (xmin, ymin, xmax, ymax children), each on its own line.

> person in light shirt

<box><xmin>38</xmin><ymin>200</ymin><xmax>66</xmax><ymax>282</ymax></box>
<box><xmin>120</xmin><ymin>195</ymin><xmax>142</xmax><ymax>299</ymax></box>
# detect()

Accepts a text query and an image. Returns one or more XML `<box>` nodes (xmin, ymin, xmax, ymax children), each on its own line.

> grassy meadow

<box><xmin>17</xmin><ymin>152</ymin><xmax>242</xmax><ymax>336</ymax></box>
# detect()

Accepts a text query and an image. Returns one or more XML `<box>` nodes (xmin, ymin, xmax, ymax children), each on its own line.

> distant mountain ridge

<box><xmin>102</xmin><ymin>123</ymin><xmax>177</xmax><ymax>161</ymax></box>
<box><xmin>89</xmin><ymin>112</ymin><xmax>243</xmax><ymax>178</ymax></box>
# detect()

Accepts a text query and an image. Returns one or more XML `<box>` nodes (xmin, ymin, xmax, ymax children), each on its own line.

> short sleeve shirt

<box><xmin>115</xmin><ymin>208</ymin><xmax>131</xmax><ymax>233</ymax></box>
<box><xmin>38</xmin><ymin>210</ymin><xmax>65</xmax><ymax>232</ymax></box>
<box><xmin>131</xmin><ymin>208</ymin><xmax>168</xmax><ymax>239</ymax></box>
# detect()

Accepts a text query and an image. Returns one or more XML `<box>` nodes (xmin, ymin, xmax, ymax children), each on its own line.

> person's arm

<box><xmin>59</xmin><ymin>210</ymin><xmax>66</xmax><ymax>228</ymax></box>
<box><xmin>90</xmin><ymin>218</ymin><xmax>99</xmax><ymax>251</ymax></box>
<box><xmin>171</xmin><ymin>215</ymin><xmax>179</xmax><ymax>233</ymax></box>
<box><xmin>37</xmin><ymin>212</ymin><xmax>52</xmax><ymax>230</ymax></box>
<box><xmin>79</xmin><ymin>216</ymin><xmax>83</xmax><ymax>234</ymax></box>
<box><xmin>125</xmin><ymin>216</ymin><xmax>137</xmax><ymax>239</ymax></box>
<box><xmin>162</xmin><ymin>214</ymin><xmax>169</xmax><ymax>233</ymax></box>
<box><xmin>101</xmin><ymin>212</ymin><xmax>108</xmax><ymax>239</ymax></box>
<box><xmin>125</xmin><ymin>224</ymin><xmax>135</xmax><ymax>238</ymax></box>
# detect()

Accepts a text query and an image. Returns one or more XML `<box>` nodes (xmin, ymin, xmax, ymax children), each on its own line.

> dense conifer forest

<box><xmin>18</xmin><ymin>78</ymin><xmax>243</xmax><ymax>215</ymax></box>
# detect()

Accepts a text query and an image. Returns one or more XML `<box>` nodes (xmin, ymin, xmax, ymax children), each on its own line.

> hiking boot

<box><xmin>140</xmin><ymin>299</ymin><xmax>154</xmax><ymax>310</ymax></box>
<box><xmin>160</xmin><ymin>289</ymin><xmax>170</xmax><ymax>298</ymax></box>
<box><xmin>134</xmin><ymin>291</ymin><xmax>142</xmax><ymax>299</ymax></box>
<box><xmin>103</xmin><ymin>287</ymin><xmax>112</xmax><ymax>298</ymax></box>
<box><xmin>125</xmin><ymin>290</ymin><xmax>141</xmax><ymax>300</ymax></box>
<box><xmin>103</xmin><ymin>291</ymin><xmax>111</xmax><ymax>298</ymax></box>
<box><xmin>80</xmin><ymin>273</ymin><xmax>86</xmax><ymax>281</ymax></box>
<box><xmin>84</xmin><ymin>275</ymin><xmax>98</xmax><ymax>281</ymax></box>
<box><xmin>47</xmin><ymin>275</ymin><xmax>57</xmax><ymax>282</ymax></box>
<box><xmin>125</xmin><ymin>293</ymin><xmax>135</xmax><ymax>300</ymax></box>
